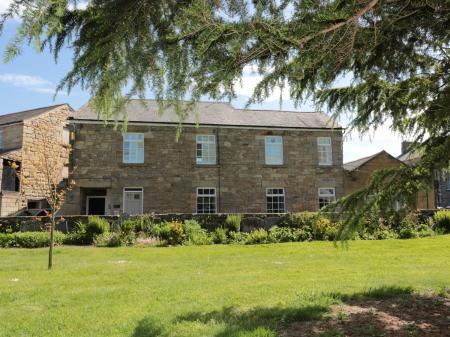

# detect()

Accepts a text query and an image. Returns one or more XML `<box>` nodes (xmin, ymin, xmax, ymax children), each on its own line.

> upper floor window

<box><xmin>197</xmin><ymin>187</ymin><xmax>216</xmax><ymax>213</ymax></box>
<box><xmin>318</xmin><ymin>187</ymin><xmax>336</xmax><ymax>209</ymax></box>
<box><xmin>265</xmin><ymin>136</ymin><xmax>283</xmax><ymax>165</ymax></box>
<box><xmin>123</xmin><ymin>133</ymin><xmax>144</xmax><ymax>164</ymax></box>
<box><xmin>266</xmin><ymin>188</ymin><xmax>285</xmax><ymax>213</ymax></box>
<box><xmin>196</xmin><ymin>135</ymin><xmax>216</xmax><ymax>165</ymax></box>
<box><xmin>0</xmin><ymin>129</ymin><xmax>3</xmax><ymax>149</ymax></box>
<box><xmin>317</xmin><ymin>137</ymin><xmax>332</xmax><ymax>166</ymax></box>
<box><xmin>446</xmin><ymin>175</ymin><xmax>450</xmax><ymax>191</ymax></box>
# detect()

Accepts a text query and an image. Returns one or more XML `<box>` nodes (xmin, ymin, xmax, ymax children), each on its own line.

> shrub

<box><xmin>287</xmin><ymin>212</ymin><xmax>317</xmax><ymax>228</ymax></box>
<box><xmin>312</xmin><ymin>216</ymin><xmax>332</xmax><ymax>240</ymax></box>
<box><xmin>434</xmin><ymin>210</ymin><xmax>450</xmax><ymax>233</ymax></box>
<box><xmin>211</xmin><ymin>227</ymin><xmax>228</xmax><ymax>244</ymax></box>
<box><xmin>373</xmin><ymin>229</ymin><xmax>396</xmax><ymax>240</ymax></box>
<box><xmin>86</xmin><ymin>216</ymin><xmax>110</xmax><ymax>238</ymax></box>
<box><xmin>95</xmin><ymin>232</ymin><xmax>124</xmax><ymax>247</ymax></box>
<box><xmin>182</xmin><ymin>220</ymin><xmax>211</xmax><ymax>245</ymax></box>
<box><xmin>63</xmin><ymin>231</ymin><xmax>91</xmax><ymax>245</ymax></box>
<box><xmin>416</xmin><ymin>223</ymin><xmax>435</xmax><ymax>238</ymax></box>
<box><xmin>245</xmin><ymin>228</ymin><xmax>269</xmax><ymax>244</ymax></box>
<box><xmin>0</xmin><ymin>231</ymin><xmax>65</xmax><ymax>248</ymax></box>
<box><xmin>398</xmin><ymin>226</ymin><xmax>418</xmax><ymax>239</ymax></box>
<box><xmin>323</xmin><ymin>224</ymin><xmax>338</xmax><ymax>241</ymax></box>
<box><xmin>228</xmin><ymin>231</ymin><xmax>247</xmax><ymax>244</ymax></box>
<box><xmin>397</xmin><ymin>212</ymin><xmax>420</xmax><ymax>239</ymax></box>
<box><xmin>293</xmin><ymin>227</ymin><xmax>313</xmax><ymax>242</ymax></box>
<box><xmin>134</xmin><ymin>214</ymin><xmax>156</xmax><ymax>235</ymax></box>
<box><xmin>225</xmin><ymin>214</ymin><xmax>242</xmax><ymax>232</ymax></box>
<box><xmin>154</xmin><ymin>221</ymin><xmax>185</xmax><ymax>245</ymax></box>
<box><xmin>269</xmin><ymin>226</ymin><xmax>295</xmax><ymax>243</ymax></box>
<box><xmin>119</xmin><ymin>219</ymin><xmax>137</xmax><ymax>236</ymax></box>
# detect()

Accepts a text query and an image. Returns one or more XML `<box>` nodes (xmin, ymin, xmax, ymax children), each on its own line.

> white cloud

<box><xmin>0</xmin><ymin>0</ymin><xmax>11</xmax><ymax>13</ymax></box>
<box><xmin>68</xmin><ymin>1</ymin><xmax>88</xmax><ymax>10</ymax></box>
<box><xmin>235</xmin><ymin>66</ymin><xmax>290</xmax><ymax>101</ymax></box>
<box><xmin>0</xmin><ymin>73</ymin><xmax>58</xmax><ymax>95</ymax></box>
<box><xmin>343</xmin><ymin>122</ymin><xmax>404</xmax><ymax>162</ymax></box>
<box><xmin>0</xmin><ymin>73</ymin><xmax>52</xmax><ymax>87</ymax></box>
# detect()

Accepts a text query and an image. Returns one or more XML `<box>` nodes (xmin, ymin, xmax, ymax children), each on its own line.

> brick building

<box><xmin>0</xmin><ymin>105</ymin><xmax>72</xmax><ymax>215</ymax></box>
<box><xmin>63</xmin><ymin>100</ymin><xmax>344</xmax><ymax>215</ymax></box>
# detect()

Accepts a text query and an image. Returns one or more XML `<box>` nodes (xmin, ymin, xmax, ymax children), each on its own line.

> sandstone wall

<box><xmin>21</xmin><ymin>105</ymin><xmax>71</xmax><ymax>202</ymax></box>
<box><xmin>344</xmin><ymin>151</ymin><xmax>436</xmax><ymax>209</ymax></box>
<box><xmin>344</xmin><ymin>152</ymin><xmax>402</xmax><ymax>195</ymax></box>
<box><xmin>64</xmin><ymin>123</ymin><xmax>344</xmax><ymax>214</ymax></box>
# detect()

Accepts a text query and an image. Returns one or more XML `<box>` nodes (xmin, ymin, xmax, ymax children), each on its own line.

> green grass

<box><xmin>0</xmin><ymin>236</ymin><xmax>449</xmax><ymax>337</ymax></box>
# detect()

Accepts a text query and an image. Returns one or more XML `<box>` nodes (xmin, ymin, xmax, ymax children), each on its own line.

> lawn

<box><xmin>0</xmin><ymin>236</ymin><xmax>449</xmax><ymax>337</ymax></box>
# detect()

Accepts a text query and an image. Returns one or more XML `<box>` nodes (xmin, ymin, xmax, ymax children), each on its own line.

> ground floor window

<box><xmin>197</xmin><ymin>188</ymin><xmax>216</xmax><ymax>213</ymax></box>
<box><xmin>2</xmin><ymin>159</ymin><xmax>20</xmax><ymax>192</ymax></box>
<box><xmin>318</xmin><ymin>188</ymin><xmax>336</xmax><ymax>209</ymax></box>
<box><xmin>266</xmin><ymin>188</ymin><xmax>285</xmax><ymax>213</ymax></box>
<box><xmin>123</xmin><ymin>188</ymin><xmax>143</xmax><ymax>215</ymax></box>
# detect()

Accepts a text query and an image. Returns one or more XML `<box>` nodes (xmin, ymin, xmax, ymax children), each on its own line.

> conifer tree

<box><xmin>1</xmin><ymin>0</ymin><xmax>449</xmax><ymax>236</ymax></box>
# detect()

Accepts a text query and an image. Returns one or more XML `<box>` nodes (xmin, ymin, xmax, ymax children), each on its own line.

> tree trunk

<box><xmin>48</xmin><ymin>202</ymin><xmax>56</xmax><ymax>270</ymax></box>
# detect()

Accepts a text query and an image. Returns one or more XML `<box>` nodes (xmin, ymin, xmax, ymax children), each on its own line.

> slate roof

<box><xmin>398</xmin><ymin>149</ymin><xmax>422</xmax><ymax>164</ymax></box>
<box><xmin>73</xmin><ymin>100</ymin><xmax>341</xmax><ymax>129</ymax></box>
<box><xmin>0</xmin><ymin>104</ymin><xmax>70</xmax><ymax>126</ymax></box>
<box><xmin>343</xmin><ymin>150</ymin><xmax>401</xmax><ymax>171</ymax></box>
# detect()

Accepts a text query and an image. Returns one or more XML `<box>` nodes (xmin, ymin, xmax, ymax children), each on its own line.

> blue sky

<box><xmin>0</xmin><ymin>7</ymin><xmax>405</xmax><ymax>162</ymax></box>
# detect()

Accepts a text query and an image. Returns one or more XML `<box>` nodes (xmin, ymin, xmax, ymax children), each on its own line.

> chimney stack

<box><xmin>401</xmin><ymin>141</ymin><xmax>413</xmax><ymax>155</ymax></box>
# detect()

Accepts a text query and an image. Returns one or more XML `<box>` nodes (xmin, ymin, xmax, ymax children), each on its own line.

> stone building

<box><xmin>343</xmin><ymin>151</ymin><xmax>403</xmax><ymax>194</ymax></box>
<box><xmin>344</xmin><ymin>148</ymin><xmax>436</xmax><ymax>209</ymax></box>
<box><xmin>398</xmin><ymin>142</ymin><xmax>449</xmax><ymax>209</ymax></box>
<box><xmin>63</xmin><ymin>100</ymin><xmax>344</xmax><ymax>215</ymax></box>
<box><xmin>0</xmin><ymin>104</ymin><xmax>72</xmax><ymax>216</ymax></box>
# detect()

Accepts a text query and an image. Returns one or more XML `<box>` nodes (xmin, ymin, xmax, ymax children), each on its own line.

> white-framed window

<box><xmin>0</xmin><ymin>128</ymin><xmax>3</xmax><ymax>149</ymax></box>
<box><xmin>62</xmin><ymin>127</ymin><xmax>70</xmax><ymax>145</ymax></box>
<box><xmin>318</xmin><ymin>188</ymin><xmax>336</xmax><ymax>209</ymax></box>
<box><xmin>123</xmin><ymin>133</ymin><xmax>144</xmax><ymax>164</ymax></box>
<box><xmin>317</xmin><ymin>137</ymin><xmax>332</xmax><ymax>166</ymax></box>
<box><xmin>61</xmin><ymin>166</ymin><xmax>69</xmax><ymax>179</ymax></box>
<box><xmin>123</xmin><ymin>187</ymin><xmax>143</xmax><ymax>215</ymax></box>
<box><xmin>266</xmin><ymin>188</ymin><xmax>285</xmax><ymax>213</ymax></box>
<box><xmin>196</xmin><ymin>135</ymin><xmax>216</xmax><ymax>165</ymax></box>
<box><xmin>265</xmin><ymin>136</ymin><xmax>283</xmax><ymax>165</ymax></box>
<box><xmin>196</xmin><ymin>187</ymin><xmax>216</xmax><ymax>213</ymax></box>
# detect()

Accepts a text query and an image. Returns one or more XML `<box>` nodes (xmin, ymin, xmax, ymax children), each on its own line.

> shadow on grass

<box><xmin>131</xmin><ymin>316</ymin><xmax>168</xmax><ymax>337</ymax></box>
<box><xmin>130</xmin><ymin>286</ymin><xmax>448</xmax><ymax>337</ymax></box>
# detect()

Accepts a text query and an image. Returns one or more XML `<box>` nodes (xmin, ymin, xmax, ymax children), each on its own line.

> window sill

<box><xmin>318</xmin><ymin>164</ymin><xmax>333</xmax><ymax>168</ymax></box>
<box><xmin>119</xmin><ymin>163</ymin><xmax>146</xmax><ymax>167</ymax></box>
<box><xmin>263</xmin><ymin>164</ymin><xmax>286</xmax><ymax>168</ymax></box>
<box><xmin>195</xmin><ymin>164</ymin><xmax>220</xmax><ymax>168</ymax></box>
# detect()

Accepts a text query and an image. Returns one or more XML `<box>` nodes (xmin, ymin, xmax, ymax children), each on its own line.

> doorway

<box><xmin>123</xmin><ymin>188</ymin><xmax>143</xmax><ymax>215</ymax></box>
<box><xmin>86</xmin><ymin>196</ymin><xmax>106</xmax><ymax>215</ymax></box>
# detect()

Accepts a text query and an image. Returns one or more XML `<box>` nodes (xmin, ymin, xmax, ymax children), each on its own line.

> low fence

<box><xmin>0</xmin><ymin>213</ymin><xmax>289</xmax><ymax>233</ymax></box>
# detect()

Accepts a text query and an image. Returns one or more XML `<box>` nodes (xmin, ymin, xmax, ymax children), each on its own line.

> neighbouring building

<box><xmin>343</xmin><ymin>146</ymin><xmax>437</xmax><ymax>209</ymax></box>
<box><xmin>0</xmin><ymin>104</ymin><xmax>72</xmax><ymax>216</ymax></box>
<box><xmin>343</xmin><ymin>150</ymin><xmax>403</xmax><ymax>195</ymax></box>
<box><xmin>398</xmin><ymin>142</ymin><xmax>449</xmax><ymax>209</ymax></box>
<box><xmin>63</xmin><ymin>100</ymin><xmax>344</xmax><ymax>215</ymax></box>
